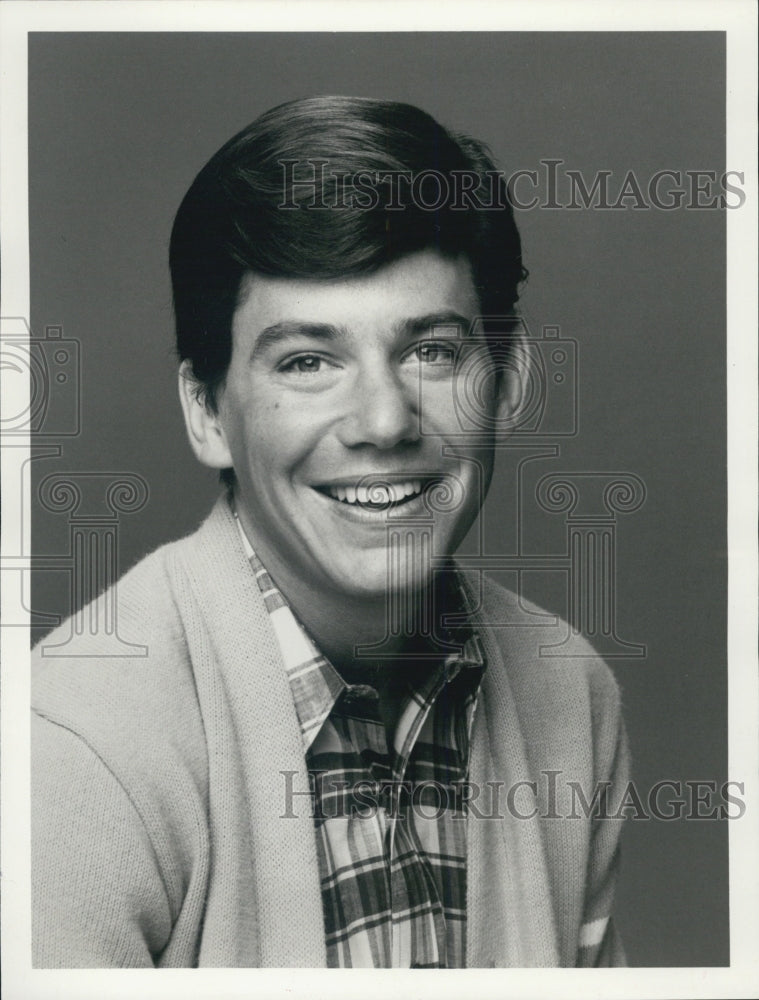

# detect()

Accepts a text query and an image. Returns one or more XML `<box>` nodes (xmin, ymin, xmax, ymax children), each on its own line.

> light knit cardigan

<box><xmin>32</xmin><ymin>496</ymin><xmax>629</xmax><ymax>968</ymax></box>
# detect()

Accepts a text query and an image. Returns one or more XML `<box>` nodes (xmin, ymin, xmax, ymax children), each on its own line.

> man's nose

<box><xmin>337</xmin><ymin>362</ymin><xmax>420</xmax><ymax>450</ymax></box>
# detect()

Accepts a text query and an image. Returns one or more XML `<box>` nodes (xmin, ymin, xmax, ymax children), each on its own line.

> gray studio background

<box><xmin>29</xmin><ymin>33</ymin><xmax>727</xmax><ymax>966</ymax></box>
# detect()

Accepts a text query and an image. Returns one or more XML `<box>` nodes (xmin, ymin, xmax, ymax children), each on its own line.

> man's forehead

<box><xmin>233</xmin><ymin>249</ymin><xmax>480</xmax><ymax>338</ymax></box>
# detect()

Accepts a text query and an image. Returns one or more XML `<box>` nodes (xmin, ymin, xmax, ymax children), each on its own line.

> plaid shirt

<box><xmin>234</xmin><ymin>515</ymin><xmax>485</xmax><ymax>968</ymax></box>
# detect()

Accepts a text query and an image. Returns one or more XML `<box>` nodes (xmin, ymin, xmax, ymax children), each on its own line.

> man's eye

<box><xmin>415</xmin><ymin>343</ymin><xmax>456</xmax><ymax>365</ymax></box>
<box><xmin>280</xmin><ymin>354</ymin><xmax>325</xmax><ymax>374</ymax></box>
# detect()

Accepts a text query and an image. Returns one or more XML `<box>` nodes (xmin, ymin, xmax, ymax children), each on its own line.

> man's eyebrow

<box><xmin>250</xmin><ymin>311</ymin><xmax>473</xmax><ymax>360</ymax></box>
<box><xmin>250</xmin><ymin>321</ymin><xmax>347</xmax><ymax>359</ymax></box>
<box><xmin>397</xmin><ymin>311</ymin><xmax>473</xmax><ymax>338</ymax></box>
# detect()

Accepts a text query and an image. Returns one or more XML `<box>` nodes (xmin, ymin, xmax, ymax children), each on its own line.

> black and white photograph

<box><xmin>1</xmin><ymin>2</ymin><xmax>757</xmax><ymax>998</ymax></box>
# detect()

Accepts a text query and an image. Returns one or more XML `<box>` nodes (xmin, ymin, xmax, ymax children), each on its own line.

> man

<box><xmin>32</xmin><ymin>96</ymin><xmax>629</xmax><ymax>968</ymax></box>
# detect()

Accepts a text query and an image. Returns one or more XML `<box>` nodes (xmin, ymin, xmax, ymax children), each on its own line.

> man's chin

<box><xmin>329</xmin><ymin>565</ymin><xmax>436</xmax><ymax>604</ymax></box>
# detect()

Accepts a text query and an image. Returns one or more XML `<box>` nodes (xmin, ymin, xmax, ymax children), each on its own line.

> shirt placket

<box><xmin>387</xmin><ymin>670</ymin><xmax>450</xmax><ymax>968</ymax></box>
<box><xmin>335</xmin><ymin>686</ymin><xmax>394</xmax><ymax>964</ymax></box>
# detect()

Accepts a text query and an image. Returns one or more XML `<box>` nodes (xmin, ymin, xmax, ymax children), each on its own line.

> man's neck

<box><xmin>255</xmin><ymin>553</ymin><xmax>441</xmax><ymax>740</ymax></box>
<box><xmin>263</xmin><ymin>561</ymin><xmax>431</xmax><ymax>680</ymax></box>
<box><xmin>233</xmin><ymin>497</ymin><xmax>454</xmax><ymax>697</ymax></box>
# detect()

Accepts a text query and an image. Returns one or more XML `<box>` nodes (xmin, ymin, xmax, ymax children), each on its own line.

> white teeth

<box><xmin>326</xmin><ymin>479</ymin><xmax>426</xmax><ymax>505</ymax></box>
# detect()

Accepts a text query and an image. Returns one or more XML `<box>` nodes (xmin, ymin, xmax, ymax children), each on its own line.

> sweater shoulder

<box><xmin>475</xmin><ymin>571</ymin><xmax>623</xmax><ymax>718</ymax></box>
<box><xmin>475</xmin><ymin>572</ymin><xmax>627</xmax><ymax>780</ymax></box>
<box><xmin>32</xmin><ymin>530</ymin><xmax>209</xmax><ymax>807</ymax></box>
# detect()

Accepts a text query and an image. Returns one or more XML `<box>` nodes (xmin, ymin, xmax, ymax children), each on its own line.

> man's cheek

<box><xmin>418</xmin><ymin>382</ymin><xmax>460</xmax><ymax>437</ymax></box>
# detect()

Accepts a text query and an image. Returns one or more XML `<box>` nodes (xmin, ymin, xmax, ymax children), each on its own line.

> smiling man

<box><xmin>32</xmin><ymin>96</ymin><xmax>629</xmax><ymax>969</ymax></box>
<box><xmin>180</xmin><ymin>252</ymin><xmax>504</xmax><ymax>694</ymax></box>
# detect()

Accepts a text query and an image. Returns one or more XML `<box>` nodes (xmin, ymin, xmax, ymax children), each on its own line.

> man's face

<box><xmin>215</xmin><ymin>248</ymin><xmax>504</xmax><ymax>601</ymax></box>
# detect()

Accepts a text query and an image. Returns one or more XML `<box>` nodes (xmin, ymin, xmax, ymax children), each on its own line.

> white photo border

<box><xmin>1</xmin><ymin>2</ymin><xmax>756</xmax><ymax>998</ymax></box>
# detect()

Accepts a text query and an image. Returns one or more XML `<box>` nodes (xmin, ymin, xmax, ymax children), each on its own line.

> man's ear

<box><xmin>178</xmin><ymin>360</ymin><xmax>233</xmax><ymax>469</ymax></box>
<box><xmin>495</xmin><ymin>326</ymin><xmax>531</xmax><ymax>427</ymax></box>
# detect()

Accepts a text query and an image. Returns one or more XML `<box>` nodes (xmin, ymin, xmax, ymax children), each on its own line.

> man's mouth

<box><xmin>313</xmin><ymin>477</ymin><xmax>437</xmax><ymax>510</ymax></box>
